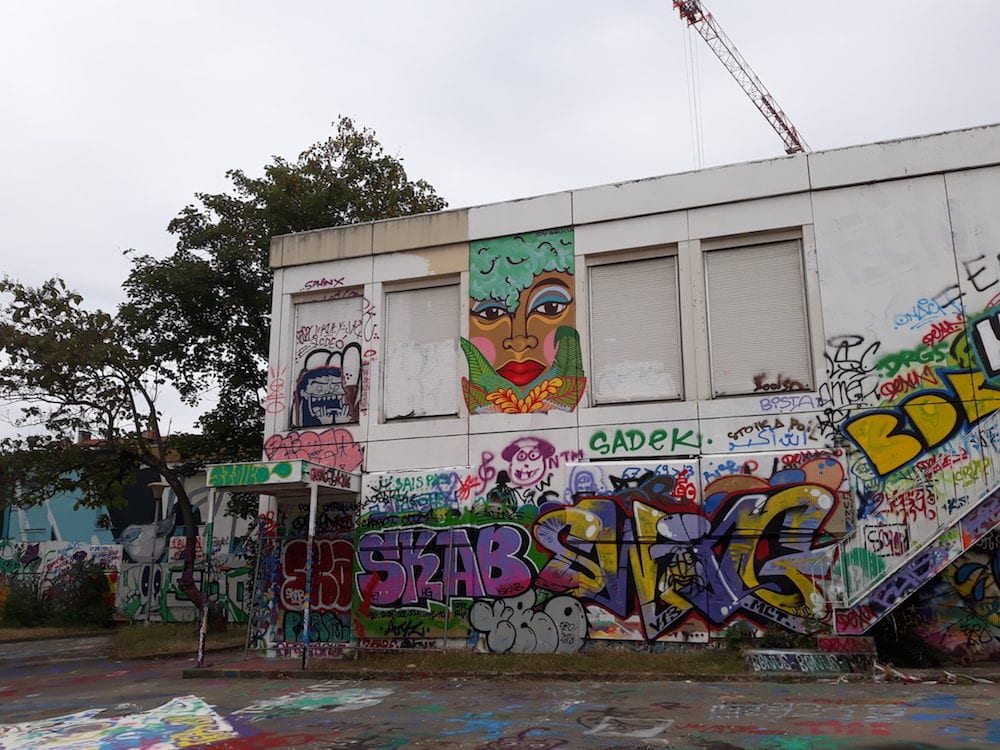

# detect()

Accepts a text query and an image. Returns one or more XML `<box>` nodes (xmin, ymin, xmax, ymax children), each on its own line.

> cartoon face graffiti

<box><xmin>461</xmin><ymin>229</ymin><xmax>586</xmax><ymax>414</ymax></box>
<box><xmin>295</xmin><ymin>343</ymin><xmax>362</xmax><ymax>426</ymax></box>
<box><xmin>501</xmin><ymin>437</ymin><xmax>555</xmax><ymax>487</ymax></box>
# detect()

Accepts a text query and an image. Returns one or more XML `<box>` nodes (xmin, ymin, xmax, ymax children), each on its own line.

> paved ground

<box><xmin>0</xmin><ymin>636</ymin><xmax>998</xmax><ymax>749</ymax></box>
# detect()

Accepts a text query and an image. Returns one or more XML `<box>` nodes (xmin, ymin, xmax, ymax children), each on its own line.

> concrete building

<box><xmin>219</xmin><ymin>123</ymin><xmax>1000</xmax><ymax>659</ymax></box>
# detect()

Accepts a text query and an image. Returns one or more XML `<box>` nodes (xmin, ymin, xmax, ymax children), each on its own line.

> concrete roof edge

<box><xmin>269</xmin><ymin>122</ymin><xmax>1000</xmax><ymax>252</ymax></box>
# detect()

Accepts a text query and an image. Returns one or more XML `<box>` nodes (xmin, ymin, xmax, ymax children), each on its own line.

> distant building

<box><xmin>1</xmin><ymin>440</ymin><xmax>252</xmax><ymax>626</ymax></box>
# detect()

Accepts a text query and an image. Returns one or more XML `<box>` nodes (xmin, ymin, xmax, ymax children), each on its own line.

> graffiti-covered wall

<box><xmin>0</xmin><ymin>539</ymin><xmax>121</xmax><ymax>620</ymax></box>
<box><xmin>352</xmin><ymin>445</ymin><xmax>847</xmax><ymax>651</ymax></box>
<box><xmin>258</xmin><ymin>125</ymin><xmax>1000</xmax><ymax>657</ymax></box>
<box><xmin>244</xmin><ymin>500</ymin><xmax>357</xmax><ymax>658</ymax></box>
<box><xmin>2</xmin><ymin>469</ymin><xmax>253</xmax><ymax>625</ymax></box>
<box><xmin>908</xmin><ymin>530</ymin><xmax>1000</xmax><ymax>660</ymax></box>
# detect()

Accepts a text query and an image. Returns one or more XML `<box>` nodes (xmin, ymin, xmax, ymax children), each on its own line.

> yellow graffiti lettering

<box><xmin>728</xmin><ymin>486</ymin><xmax>831</xmax><ymax>615</ymax></box>
<box><xmin>901</xmin><ymin>393</ymin><xmax>960</xmax><ymax>448</ymax></box>
<box><xmin>944</xmin><ymin>369</ymin><xmax>1000</xmax><ymax>425</ymax></box>
<box><xmin>630</xmin><ymin>501</ymin><xmax>694</xmax><ymax>638</ymax></box>
<box><xmin>844</xmin><ymin>412</ymin><xmax>924</xmax><ymax>477</ymax></box>
<box><xmin>536</xmin><ymin>504</ymin><xmax>610</xmax><ymax>595</ymax></box>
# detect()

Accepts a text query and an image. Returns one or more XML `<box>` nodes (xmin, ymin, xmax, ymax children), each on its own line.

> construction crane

<box><xmin>674</xmin><ymin>0</ymin><xmax>808</xmax><ymax>154</ymax></box>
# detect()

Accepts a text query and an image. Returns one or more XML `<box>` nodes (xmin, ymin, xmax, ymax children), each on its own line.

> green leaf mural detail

<box><xmin>461</xmin><ymin>378</ymin><xmax>492</xmax><ymax>413</ymax></box>
<box><xmin>552</xmin><ymin>326</ymin><xmax>584</xmax><ymax>380</ymax></box>
<box><xmin>545</xmin><ymin>376</ymin><xmax>587</xmax><ymax>410</ymax></box>
<box><xmin>460</xmin><ymin>337</ymin><xmax>508</xmax><ymax>393</ymax></box>
<box><xmin>460</xmin><ymin>337</ymin><xmax>493</xmax><ymax>379</ymax></box>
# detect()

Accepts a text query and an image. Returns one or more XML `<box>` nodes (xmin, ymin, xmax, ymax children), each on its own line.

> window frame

<box><xmin>702</xmin><ymin>233</ymin><xmax>813</xmax><ymax>399</ymax></box>
<box><xmin>586</xmin><ymin>247</ymin><xmax>685</xmax><ymax>406</ymax></box>
<box><xmin>288</xmin><ymin>287</ymin><xmax>366</xmax><ymax>428</ymax></box>
<box><xmin>581</xmin><ymin>228</ymin><xmax>815</xmax><ymax>409</ymax></box>
<box><xmin>380</xmin><ymin>276</ymin><xmax>462</xmax><ymax>422</ymax></box>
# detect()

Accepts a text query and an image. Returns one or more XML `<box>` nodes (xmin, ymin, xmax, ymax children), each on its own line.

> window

<box><xmin>383</xmin><ymin>283</ymin><xmax>460</xmax><ymax>419</ymax></box>
<box><xmin>704</xmin><ymin>239</ymin><xmax>811</xmax><ymax>397</ymax></box>
<box><xmin>291</xmin><ymin>293</ymin><xmax>365</xmax><ymax>427</ymax></box>
<box><xmin>589</xmin><ymin>255</ymin><xmax>683</xmax><ymax>403</ymax></box>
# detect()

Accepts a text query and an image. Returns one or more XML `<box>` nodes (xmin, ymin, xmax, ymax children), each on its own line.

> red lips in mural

<box><xmin>498</xmin><ymin>360</ymin><xmax>546</xmax><ymax>387</ymax></box>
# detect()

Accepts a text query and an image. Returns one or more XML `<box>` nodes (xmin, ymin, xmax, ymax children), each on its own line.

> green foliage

<box><xmin>119</xmin><ymin>116</ymin><xmax>447</xmax><ymax>464</ymax></box>
<box><xmin>758</xmin><ymin>628</ymin><xmax>818</xmax><ymax>650</ymax></box>
<box><xmin>0</xmin><ymin>276</ymin><xmax>205</xmax><ymax>608</ymax></box>
<box><xmin>224</xmin><ymin>491</ymin><xmax>261</xmax><ymax>521</ymax></box>
<box><xmin>0</xmin><ymin>563</ymin><xmax>113</xmax><ymax>629</ymax></box>
<box><xmin>113</xmin><ymin>621</ymin><xmax>246</xmax><ymax>659</ymax></box>
<box><xmin>461</xmin><ymin>379</ymin><xmax>492</xmax><ymax>413</ymax></box>
<box><xmin>311</xmin><ymin>646</ymin><xmax>745</xmax><ymax>677</ymax></box>
<box><xmin>546</xmin><ymin>376</ymin><xmax>586</xmax><ymax>410</ymax></box>
<box><xmin>460</xmin><ymin>338</ymin><xmax>508</xmax><ymax>394</ymax></box>
<box><xmin>723</xmin><ymin>621</ymin><xmax>756</xmax><ymax>651</ymax></box>
<box><xmin>47</xmin><ymin>559</ymin><xmax>113</xmax><ymax>628</ymax></box>
<box><xmin>0</xmin><ymin>277</ymin><xmax>170</xmax><ymax>510</ymax></box>
<box><xmin>0</xmin><ymin>575</ymin><xmax>51</xmax><ymax>627</ymax></box>
<box><xmin>757</xmin><ymin>612</ymin><xmax>826</xmax><ymax>650</ymax></box>
<box><xmin>468</xmin><ymin>229</ymin><xmax>574</xmax><ymax>310</ymax></box>
<box><xmin>551</xmin><ymin>326</ymin><xmax>584</xmax><ymax>380</ymax></box>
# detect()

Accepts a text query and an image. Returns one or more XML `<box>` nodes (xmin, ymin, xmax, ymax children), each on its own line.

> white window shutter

<box><xmin>590</xmin><ymin>257</ymin><xmax>682</xmax><ymax>403</ymax></box>
<box><xmin>384</xmin><ymin>285</ymin><xmax>459</xmax><ymax>419</ymax></box>
<box><xmin>705</xmin><ymin>240</ymin><xmax>811</xmax><ymax>397</ymax></box>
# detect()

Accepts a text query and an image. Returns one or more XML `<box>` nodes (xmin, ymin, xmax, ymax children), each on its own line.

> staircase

<box><xmin>831</xmin><ymin>408</ymin><xmax>1000</xmax><ymax>635</ymax></box>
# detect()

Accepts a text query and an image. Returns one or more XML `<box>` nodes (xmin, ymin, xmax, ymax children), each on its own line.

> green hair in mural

<box><xmin>470</xmin><ymin>229</ymin><xmax>575</xmax><ymax>311</ymax></box>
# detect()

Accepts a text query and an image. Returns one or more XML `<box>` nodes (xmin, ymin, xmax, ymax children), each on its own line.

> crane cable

<box><xmin>682</xmin><ymin>23</ymin><xmax>705</xmax><ymax>169</ymax></box>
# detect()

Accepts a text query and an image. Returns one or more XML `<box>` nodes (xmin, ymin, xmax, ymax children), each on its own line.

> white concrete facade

<box><xmin>256</xmin><ymin>124</ymin><xmax>1000</xmax><ymax>655</ymax></box>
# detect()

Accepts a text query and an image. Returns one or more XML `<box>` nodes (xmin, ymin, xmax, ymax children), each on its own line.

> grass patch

<box><xmin>312</xmin><ymin>647</ymin><xmax>746</xmax><ymax>677</ymax></box>
<box><xmin>0</xmin><ymin>626</ymin><xmax>109</xmax><ymax>642</ymax></box>
<box><xmin>112</xmin><ymin>623</ymin><xmax>247</xmax><ymax>659</ymax></box>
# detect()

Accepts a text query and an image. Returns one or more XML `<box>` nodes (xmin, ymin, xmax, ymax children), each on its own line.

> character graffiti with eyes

<box><xmin>502</xmin><ymin>436</ymin><xmax>556</xmax><ymax>487</ymax></box>
<box><xmin>294</xmin><ymin>342</ymin><xmax>363</xmax><ymax>426</ymax></box>
<box><xmin>461</xmin><ymin>229</ymin><xmax>586</xmax><ymax>413</ymax></box>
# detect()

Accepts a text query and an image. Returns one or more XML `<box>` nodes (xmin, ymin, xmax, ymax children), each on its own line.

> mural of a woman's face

<box><xmin>470</xmin><ymin>270</ymin><xmax>575</xmax><ymax>387</ymax></box>
<box><xmin>461</xmin><ymin>228</ymin><xmax>585</xmax><ymax>414</ymax></box>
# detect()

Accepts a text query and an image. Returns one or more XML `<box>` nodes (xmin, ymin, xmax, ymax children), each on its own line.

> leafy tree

<box><xmin>0</xmin><ymin>277</ymin><xmax>207</xmax><ymax>607</ymax></box>
<box><xmin>120</xmin><ymin>116</ymin><xmax>448</xmax><ymax>472</ymax></box>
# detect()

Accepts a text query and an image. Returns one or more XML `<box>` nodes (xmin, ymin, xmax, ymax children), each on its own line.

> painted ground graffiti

<box><xmin>0</xmin><ymin>695</ymin><xmax>237</xmax><ymax>749</ymax></box>
<box><xmin>233</xmin><ymin>683</ymin><xmax>392</xmax><ymax>721</ymax></box>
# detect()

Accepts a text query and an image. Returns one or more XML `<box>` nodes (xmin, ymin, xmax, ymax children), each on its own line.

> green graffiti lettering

<box><xmin>670</xmin><ymin>429</ymin><xmax>701</xmax><ymax>451</ymax></box>
<box><xmin>589</xmin><ymin>431</ymin><xmax>611</xmax><ymax>456</ymax></box>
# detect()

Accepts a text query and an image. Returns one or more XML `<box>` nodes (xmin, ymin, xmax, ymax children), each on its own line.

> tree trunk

<box><xmin>165</xmin><ymin>476</ymin><xmax>205</xmax><ymax>611</ymax></box>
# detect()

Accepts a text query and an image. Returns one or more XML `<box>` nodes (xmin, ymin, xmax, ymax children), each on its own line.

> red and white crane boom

<box><xmin>674</xmin><ymin>0</ymin><xmax>808</xmax><ymax>154</ymax></box>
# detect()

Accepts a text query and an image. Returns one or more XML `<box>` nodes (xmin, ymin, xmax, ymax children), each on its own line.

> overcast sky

<box><xmin>2</xmin><ymin>0</ymin><xmax>999</xmax><ymax>435</ymax></box>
